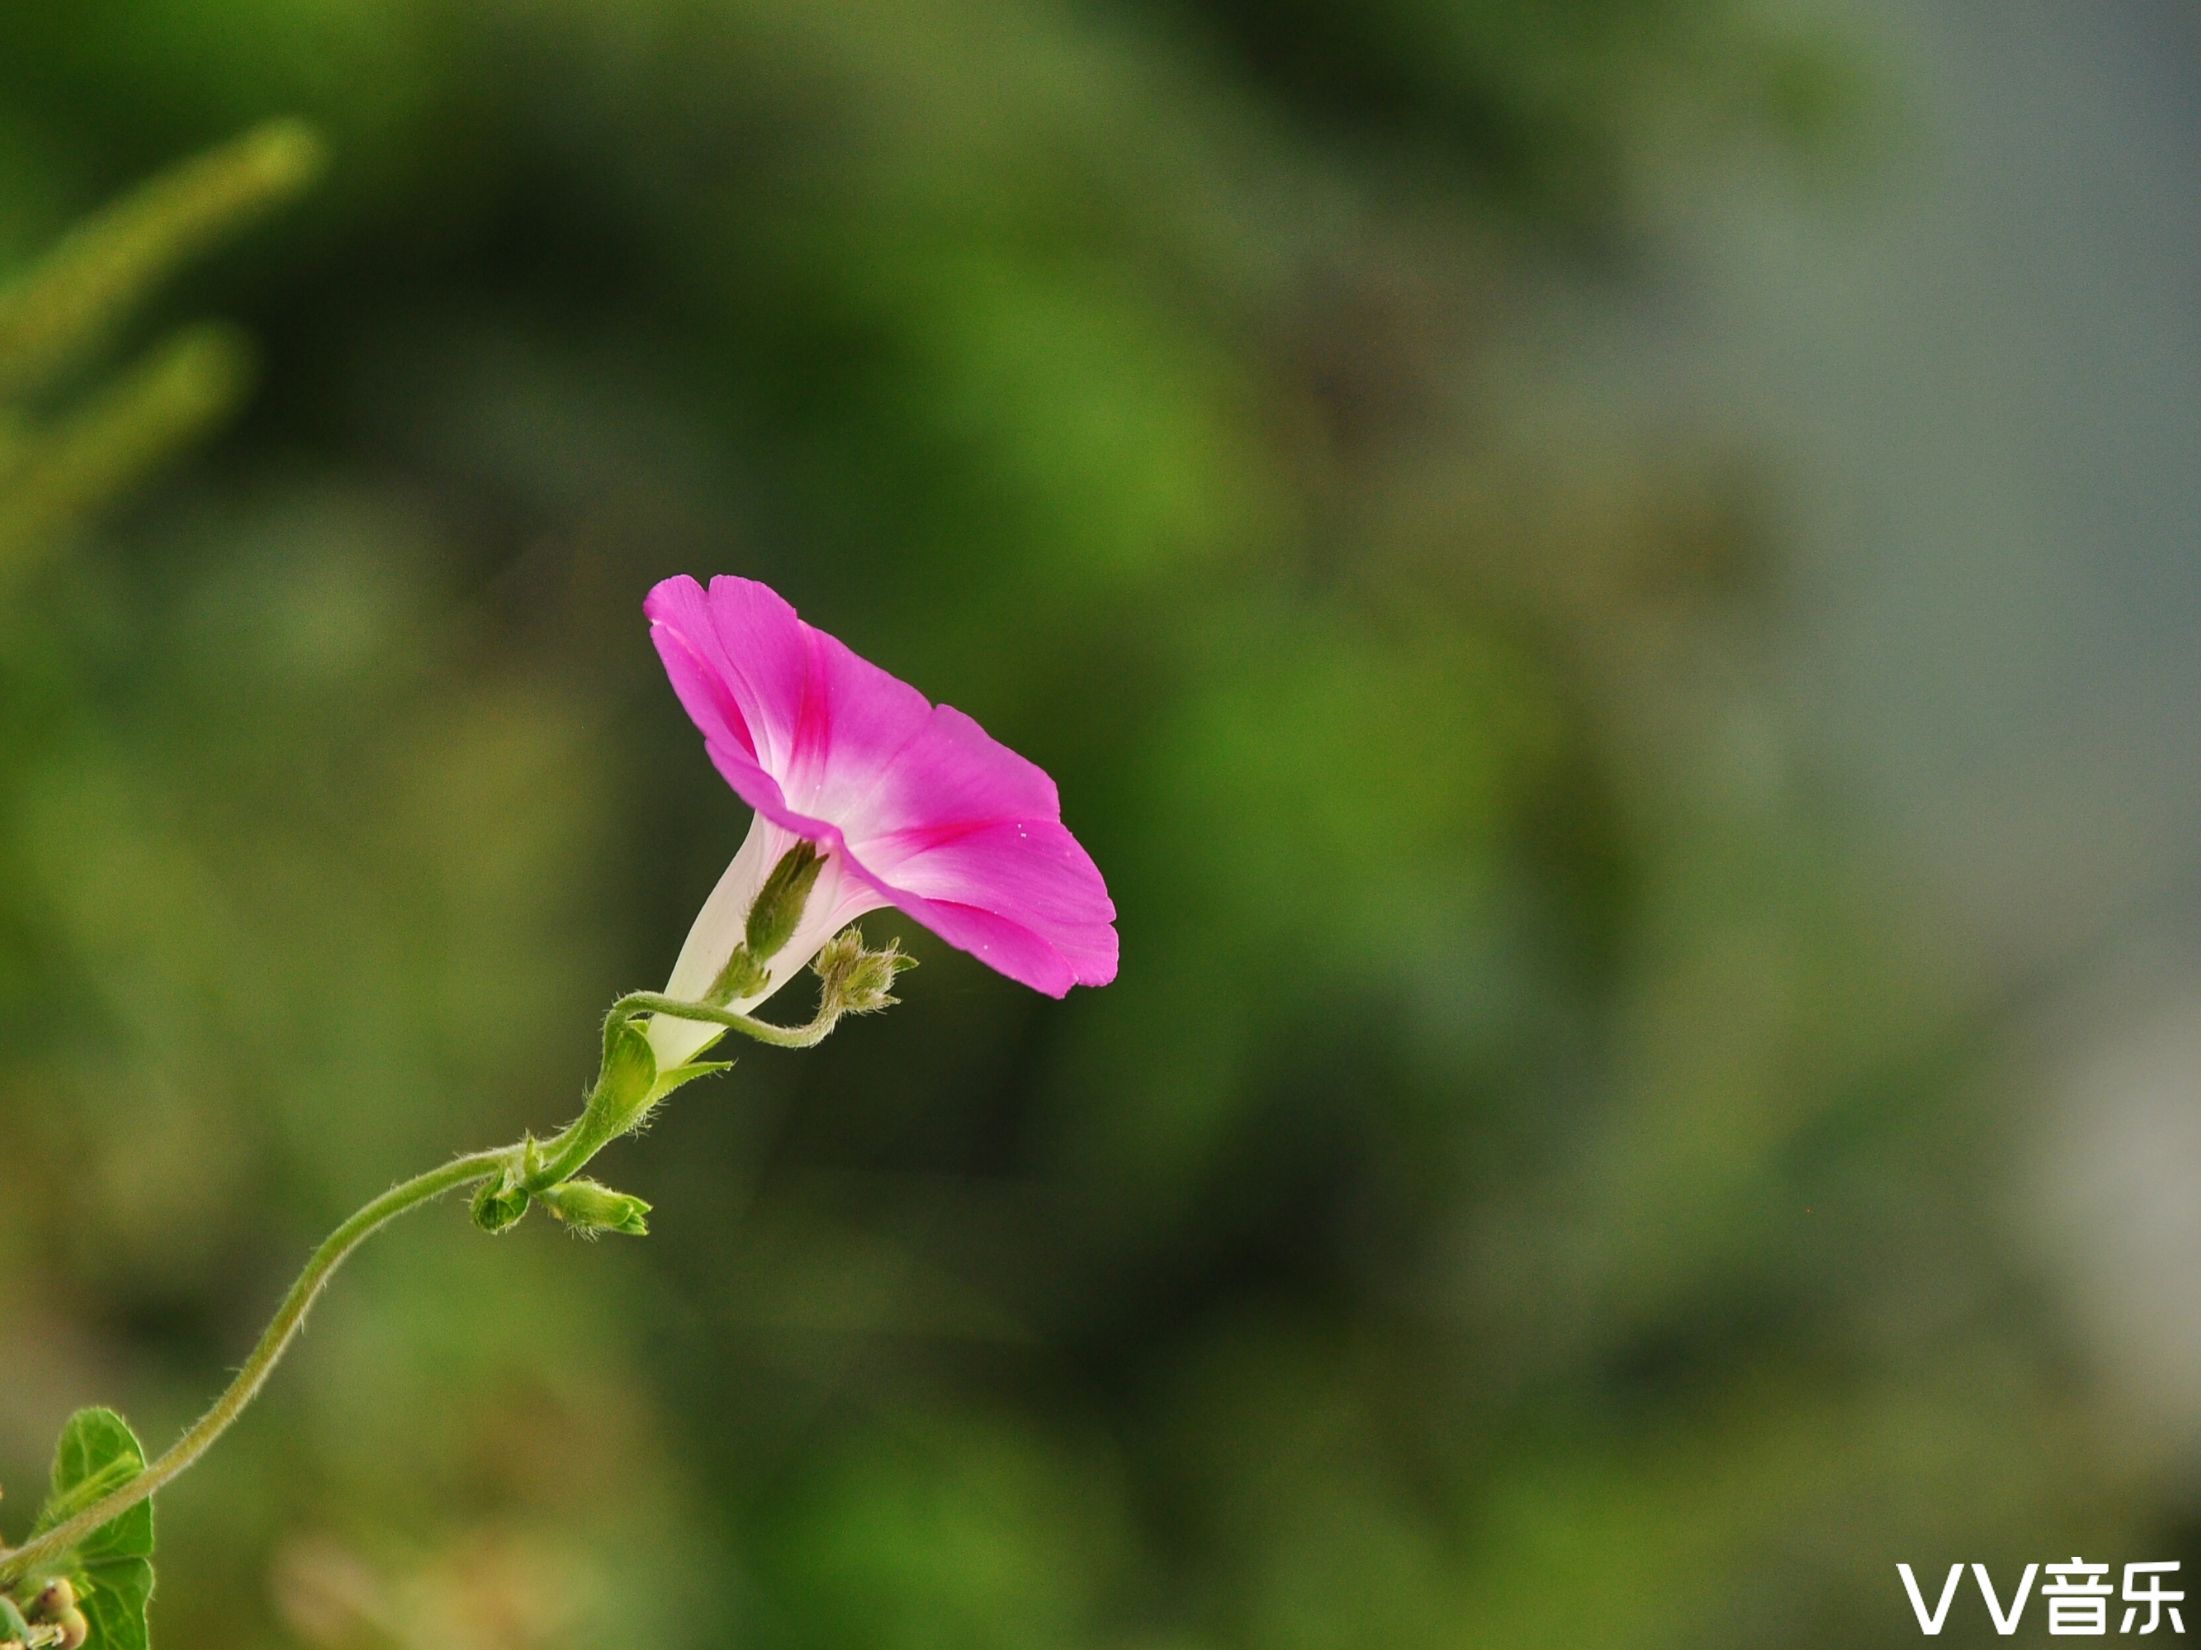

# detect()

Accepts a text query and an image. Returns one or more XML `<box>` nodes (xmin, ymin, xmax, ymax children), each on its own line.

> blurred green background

<box><xmin>3</xmin><ymin>2</ymin><xmax>2196</xmax><ymax>1646</ymax></box>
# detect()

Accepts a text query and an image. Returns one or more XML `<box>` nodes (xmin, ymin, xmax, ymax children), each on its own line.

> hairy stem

<box><xmin>522</xmin><ymin>993</ymin><xmax>834</xmax><ymax>1191</ymax></box>
<box><xmin>0</xmin><ymin>991</ymin><xmax>819</xmax><ymax>1583</ymax></box>
<box><xmin>615</xmin><ymin>991</ymin><xmax>839</xmax><ymax>1050</ymax></box>
<box><xmin>0</xmin><ymin>1147</ymin><xmax>513</xmax><ymax>1586</ymax></box>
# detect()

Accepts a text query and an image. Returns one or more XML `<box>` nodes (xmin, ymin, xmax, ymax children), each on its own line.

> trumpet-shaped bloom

<box><xmin>644</xmin><ymin>574</ymin><xmax>1116</xmax><ymax>1065</ymax></box>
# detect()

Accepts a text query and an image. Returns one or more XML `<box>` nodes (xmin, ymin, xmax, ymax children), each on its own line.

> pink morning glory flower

<box><xmin>644</xmin><ymin>574</ymin><xmax>1117</xmax><ymax>1066</ymax></box>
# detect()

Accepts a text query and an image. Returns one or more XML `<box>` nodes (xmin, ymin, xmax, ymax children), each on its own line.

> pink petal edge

<box><xmin>650</xmin><ymin>574</ymin><xmax>1116</xmax><ymax>994</ymax></box>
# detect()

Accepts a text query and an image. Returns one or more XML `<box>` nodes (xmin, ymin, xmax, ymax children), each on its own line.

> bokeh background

<box><xmin>3</xmin><ymin>2</ymin><xmax>2197</xmax><ymax>1646</ymax></box>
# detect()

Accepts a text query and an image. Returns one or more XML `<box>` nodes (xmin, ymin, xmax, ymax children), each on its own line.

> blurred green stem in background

<box><xmin>0</xmin><ymin>120</ymin><xmax>320</xmax><ymax>402</ymax></box>
<box><xmin>0</xmin><ymin>118</ymin><xmax>320</xmax><ymax>595</ymax></box>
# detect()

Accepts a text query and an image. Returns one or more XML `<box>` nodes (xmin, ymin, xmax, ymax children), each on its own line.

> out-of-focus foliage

<box><xmin>0</xmin><ymin>4</ymin><xmax>2173</xmax><ymax>1649</ymax></box>
<box><xmin>0</xmin><ymin>119</ymin><xmax>317</xmax><ymax>589</ymax></box>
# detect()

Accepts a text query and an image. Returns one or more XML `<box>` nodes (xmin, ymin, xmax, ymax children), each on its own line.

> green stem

<box><xmin>523</xmin><ymin>994</ymin><xmax>836</xmax><ymax>1191</ymax></box>
<box><xmin>615</xmin><ymin>991</ymin><xmax>840</xmax><ymax>1050</ymax></box>
<box><xmin>0</xmin><ymin>993</ymin><xmax>828</xmax><ymax>1585</ymax></box>
<box><xmin>0</xmin><ymin>1146</ymin><xmax>513</xmax><ymax>1587</ymax></box>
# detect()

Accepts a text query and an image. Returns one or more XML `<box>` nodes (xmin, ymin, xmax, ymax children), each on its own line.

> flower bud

<box><xmin>54</xmin><ymin>1608</ymin><xmax>89</xmax><ymax>1650</ymax></box>
<box><xmin>743</xmin><ymin>841</ymin><xmax>825</xmax><ymax>962</ymax></box>
<box><xmin>537</xmin><ymin>1179</ymin><xmax>652</xmax><ymax>1238</ymax></box>
<box><xmin>30</xmin><ymin>1581</ymin><xmax>74</xmax><ymax>1620</ymax></box>
<box><xmin>470</xmin><ymin>1177</ymin><xmax>530</xmax><ymax>1235</ymax></box>
<box><xmin>810</xmin><ymin>926</ymin><xmax>861</xmax><ymax>975</ymax></box>
<box><xmin>814</xmin><ymin>928</ymin><xmax>915</xmax><ymax>1017</ymax></box>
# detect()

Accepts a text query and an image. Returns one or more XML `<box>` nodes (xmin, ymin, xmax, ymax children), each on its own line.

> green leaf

<box><xmin>29</xmin><ymin>1408</ymin><xmax>155</xmax><ymax>1649</ymax></box>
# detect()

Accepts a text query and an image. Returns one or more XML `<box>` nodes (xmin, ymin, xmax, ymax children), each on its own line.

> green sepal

<box><xmin>25</xmin><ymin>1408</ymin><xmax>154</xmax><ymax>1650</ymax></box>
<box><xmin>705</xmin><ymin>944</ymin><xmax>769</xmax><ymax>1004</ymax></box>
<box><xmin>591</xmin><ymin>1015</ymin><xmax>658</xmax><ymax>1137</ymax></box>
<box><xmin>647</xmin><ymin>1059</ymin><xmax>732</xmax><ymax>1106</ymax></box>
<box><xmin>744</xmin><ymin>841</ymin><xmax>824</xmax><ymax>962</ymax></box>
